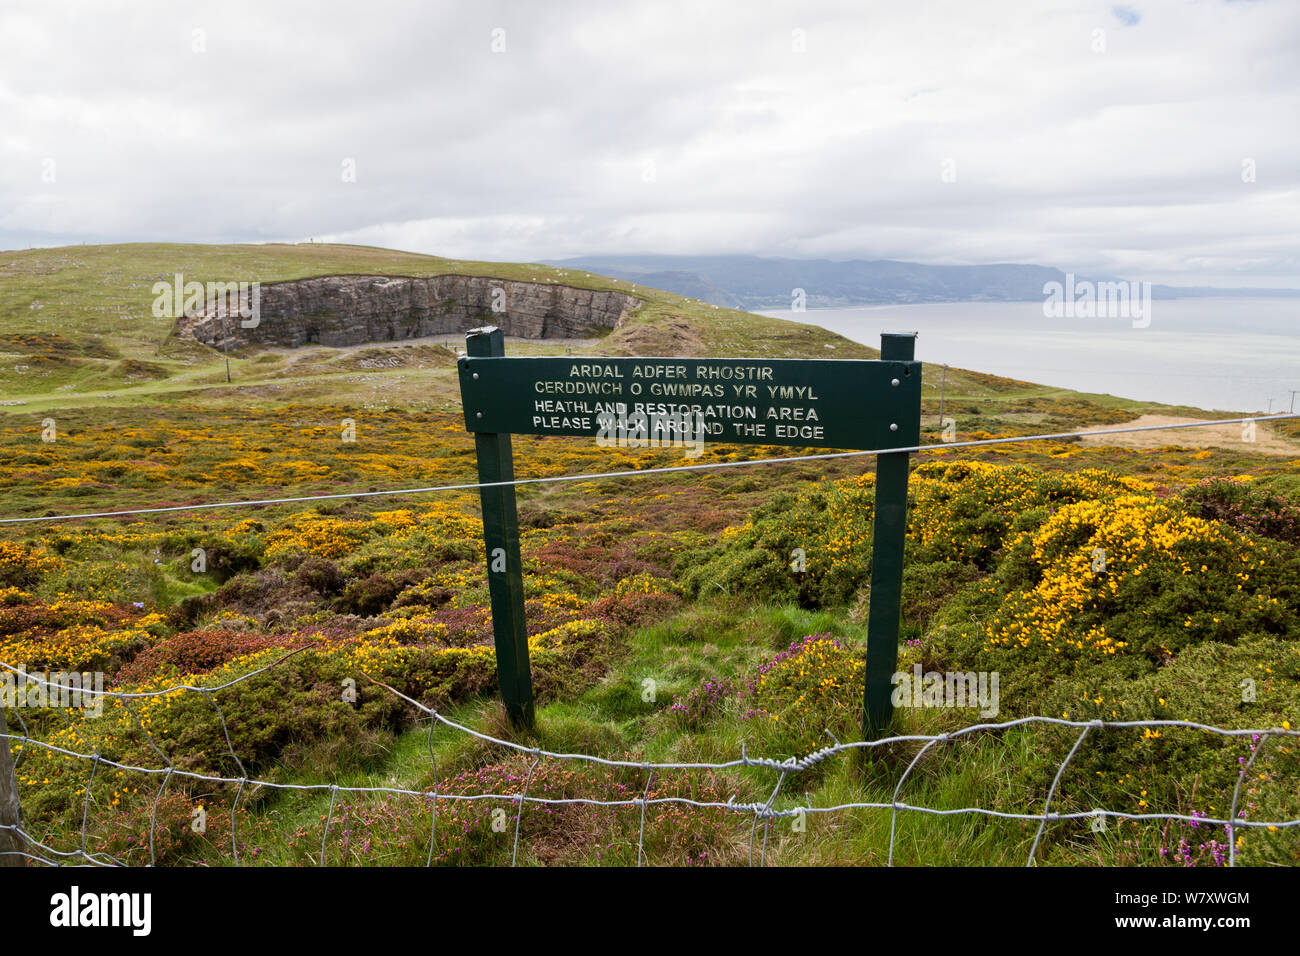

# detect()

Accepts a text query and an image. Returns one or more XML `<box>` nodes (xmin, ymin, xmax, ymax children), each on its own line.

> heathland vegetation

<box><xmin>2</xmin><ymin>243</ymin><xmax>1297</xmax><ymax>866</ymax></box>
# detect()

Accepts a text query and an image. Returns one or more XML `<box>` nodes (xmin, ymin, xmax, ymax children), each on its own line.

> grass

<box><xmin>213</xmin><ymin>601</ymin><xmax>1150</xmax><ymax>867</ymax></box>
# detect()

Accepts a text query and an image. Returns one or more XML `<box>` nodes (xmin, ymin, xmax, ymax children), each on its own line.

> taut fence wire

<box><xmin>1</xmin><ymin>412</ymin><xmax>1296</xmax><ymax>526</ymax></box>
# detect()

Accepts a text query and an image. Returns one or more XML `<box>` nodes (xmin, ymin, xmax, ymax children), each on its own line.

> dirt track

<box><xmin>1079</xmin><ymin>415</ymin><xmax>1300</xmax><ymax>456</ymax></box>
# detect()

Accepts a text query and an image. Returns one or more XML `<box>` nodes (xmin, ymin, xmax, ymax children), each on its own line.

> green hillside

<box><xmin>0</xmin><ymin>242</ymin><xmax>877</xmax><ymax>409</ymax></box>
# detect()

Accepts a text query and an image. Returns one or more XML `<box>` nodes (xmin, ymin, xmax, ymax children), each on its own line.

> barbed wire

<box><xmin>1</xmin><ymin>412</ymin><xmax>1296</xmax><ymax>527</ymax></box>
<box><xmin>2</xmin><ymin>660</ymin><xmax>1296</xmax><ymax>868</ymax></box>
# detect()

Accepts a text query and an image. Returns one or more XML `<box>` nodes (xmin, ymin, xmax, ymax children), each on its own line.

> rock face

<box><xmin>179</xmin><ymin>274</ymin><xmax>641</xmax><ymax>349</ymax></box>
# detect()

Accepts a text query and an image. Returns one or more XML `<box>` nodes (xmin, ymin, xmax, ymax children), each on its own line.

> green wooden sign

<box><xmin>458</xmin><ymin>355</ymin><xmax>921</xmax><ymax>451</ymax></box>
<box><xmin>458</xmin><ymin>327</ymin><xmax>921</xmax><ymax>736</ymax></box>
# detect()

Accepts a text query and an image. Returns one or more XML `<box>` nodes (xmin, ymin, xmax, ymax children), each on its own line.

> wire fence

<box><xmin>1</xmin><ymin>659</ymin><xmax>1296</xmax><ymax>868</ymax></box>
<box><xmin>1</xmin><ymin>412</ymin><xmax>1296</xmax><ymax>526</ymax></box>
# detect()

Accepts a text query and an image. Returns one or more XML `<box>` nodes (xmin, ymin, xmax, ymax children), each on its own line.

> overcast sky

<box><xmin>1</xmin><ymin>0</ymin><xmax>1297</xmax><ymax>285</ymax></box>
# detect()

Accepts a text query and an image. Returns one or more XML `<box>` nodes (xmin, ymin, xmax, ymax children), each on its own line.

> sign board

<box><xmin>458</xmin><ymin>356</ymin><xmax>921</xmax><ymax>450</ymax></box>
<box><xmin>457</xmin><ymin>327</ymin><xmax>921</xmax><ymax>736</ymax></box>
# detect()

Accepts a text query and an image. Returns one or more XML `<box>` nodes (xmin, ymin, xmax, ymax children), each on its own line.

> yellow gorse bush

<box><xmin>0</xmin><ymin>541</ymin><xmax>60</xmax><ymax>586</ymax></box>
<box><xmin>746</xmin><ymin>636</ymin><xmax>865</xmax><ymax>755</ymax></box>
<box><xmin>985</xmin><ymin>493</ymin><xmax>1269</xmax><ymax>659</ymax></box>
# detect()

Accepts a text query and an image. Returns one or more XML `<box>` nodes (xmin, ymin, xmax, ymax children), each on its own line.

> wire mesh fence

<box><xmin>2</xmin><ymin>658</ymin><xmax>1296</xmax><ymax>868</ymax></box>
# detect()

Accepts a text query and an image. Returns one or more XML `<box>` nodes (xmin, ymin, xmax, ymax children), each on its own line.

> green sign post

<box><xmin>458</xmin><ymin>327</ymin><xmax>921</xmax><ymax>734</ymax></box>
<box><xmin>464</xmin><ymin>329</ymin><xmax>535</xmax><ymax>728</ymax></box>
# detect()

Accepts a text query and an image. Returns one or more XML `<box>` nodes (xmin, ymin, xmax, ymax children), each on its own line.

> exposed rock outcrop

<box><xmin>179</xmin><ymin>274</ymin><xmax>641</xmax><ymax>350</ymax></box>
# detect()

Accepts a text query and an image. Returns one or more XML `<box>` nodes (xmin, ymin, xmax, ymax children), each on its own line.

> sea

<box><xmin>756</xmin><ymin>298</ymin><xmax>1300</xmax><ymax>415</ymax></box>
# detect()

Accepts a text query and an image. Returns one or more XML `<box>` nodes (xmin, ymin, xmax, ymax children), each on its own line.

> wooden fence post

<box><xmin>0</xmin><ymin>707</ymin><xmax>26</xmax><ymax>866</ymax></box>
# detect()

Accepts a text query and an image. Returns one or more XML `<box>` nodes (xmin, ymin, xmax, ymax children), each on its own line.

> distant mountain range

<box><xmin>547</xmin><ymin>254</ymin><xmax>1300</xmax><ymax>310</ymax></box>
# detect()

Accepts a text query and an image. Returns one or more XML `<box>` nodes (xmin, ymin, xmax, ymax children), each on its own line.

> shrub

<box><xmin>679</xmin><ymin>462</ymin><xmax>1149</xmax><ymax>609</ymax></box>
<box><xmin>113</xmin><ymin>629</ymin><xmax>297</xmax><ymax>684</ymax></box>
<box><xmin>90</xmin><ymin>790</ymin><xmax>259</xmax><ymax>866</ymax></box>
<box><xmin>1183</xmin><ymin>477</ymin><xmax>1300</xmax><ymax>546</ymax></box>
<box><xmin>0</xmin><ymin>542</ymin><xmax>59</xmax><ymax>588</ymax></box>
<box><xmin>742</xmin><ymin>634</ymin><xmax>864</xmax><ymax>758</ymax></box>
<box><xmin>1036</xmin><ymin>636</ymin><xmax>1300</xmax><ymax>866</ymax></box>
<box><xmin>978</xmin><ymin>495</ymin><xmax>1297</xmax><ymax>688</ymax></box>
<box><xmin>292</xmin><ymin>556</ymin><xmax>345</xmax><ymax>595</ymax></box>
<box><xmin>666</xmin><ymin>676</ymin><xmax>736</xmax><ymax>731</ymax></box>
<box><xmin>335</xmin><ymin>568</ymin><xmax>422</xmax><ymax>615</ymax></box>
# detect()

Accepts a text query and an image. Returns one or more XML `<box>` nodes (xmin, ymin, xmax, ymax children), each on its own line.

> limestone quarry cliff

<box><xmin>179</xmin><ymin>274</ymin><xmax>641</xmax><ymax>349</ymax></box>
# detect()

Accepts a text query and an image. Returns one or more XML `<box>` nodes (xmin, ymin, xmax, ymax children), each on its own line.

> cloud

<box><xmin>0</xmin><ymin>0</ymin><xmax>1297</xmax><ymax>286</ymax></box>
